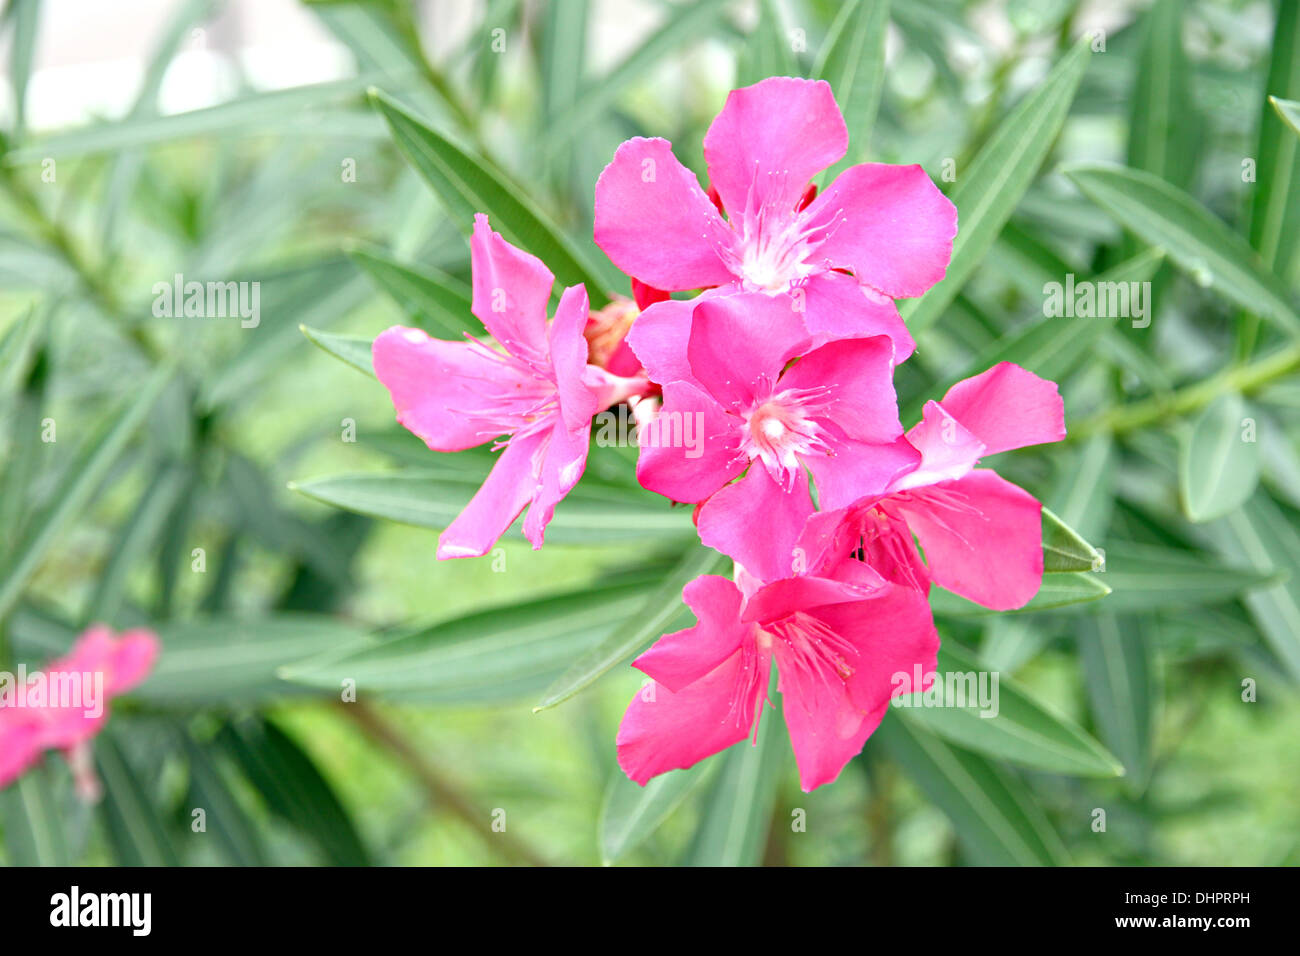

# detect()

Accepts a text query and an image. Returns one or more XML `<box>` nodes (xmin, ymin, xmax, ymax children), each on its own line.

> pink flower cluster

<box><xmin>373</xmin><ymin>77</ymin><xmax>1065</xmax><ymax>791</ymax></box>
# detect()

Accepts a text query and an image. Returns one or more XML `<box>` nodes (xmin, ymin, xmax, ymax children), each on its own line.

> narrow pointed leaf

<box><xmin>300</xmin><ymin>325</ymin><xmax>375</xmax><ymax>378</ymax></box>
<box><xmin>1065</xmin><ymin>163</ymin><xmax>1300</xmax><ymax>335</ymax></box>
<box><xmin>368</xmin><ymin>88</ymin><xmax>614</xmax><ymax>304</ymax></box>
<box><xmin>896</xmin><ymin>642</ymin><xmax>1123</xmax><ymax>777</ymax></box>
<box><xmin>685</xmin><ymin>705</ymin><xmax>785</xmax><ymax>866</ymax></box>
<box><xmin>288</xmin><ymin>470</ymin><xmax>696</xmax><ymax>545</ymax></box>
<box><xmin>346</xmin><ymin>243</ymin><xmax>474</xmax><ymax>339</ymax></box>
<box><xmin>1041</xmin><ymin>506</ymin><xmax>1104</xmax><ymax>573</ymax></box>
<box><xmin>599</xmin><ymin>763</ymin><xmax>710</xmax><ymax>865</ymax></box>
<box><xmin>874</xmin><ymin>716</ymin><xmax>1068</xmax><ymax>866</ymax></box>
<box><xmin>534</xmin><ymin>545</ymin><xmax>729</xmax><ymax>712</ymax></box>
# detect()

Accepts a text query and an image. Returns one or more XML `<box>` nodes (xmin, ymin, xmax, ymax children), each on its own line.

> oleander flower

<box><xmin>594</xmin><ymin>76</ymin><xmax>957</xmax><ymax>360</ymax></box>
<box><xmin>0</xmin><ymin>625</ymin><xmax>159</xmax><ymax>799</ymax></box>
<box><xmin>634</xmin><ymin>292</ymin><xmax>918</xmax><ymax>582</ymax></box>
<box><xmin>729</xmin><ymin>362</ymin><xmax>1068</xmax><ymax>610</ymax></box>
<box><xmin>617</xmin><ymin>560</ymin><xmax>938</xmax><ymax>792</ymax></box>
<box><xmin>373</xmin><ymin>214</ymin><xmax>647</xmax><ymax>558</ymax></box>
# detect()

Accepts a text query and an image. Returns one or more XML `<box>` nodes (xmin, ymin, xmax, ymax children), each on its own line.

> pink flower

<box><xmin>0</xmin><ymin>625</ymin><xmax>159</xmax><ymax>798</ymax></box>
<box><xmin>373</xmin><ymin>214</ymin><xmax>646</xmax><ymax>558</ymax></box>
<box><xmin>729</xmin><ymin>362</ymin><xmax>1068</xmax><ymax>610</ymax></box>
<box><xmin>634</xmin><ymin>292</ymin><xmax>919</xmax><ymax>581</ymax></box>
<box><xmin>594</xmin><ymin>76</ymin><xmax>957</xmax><ymax>361</ymax></box>
<box><xmin>617</xmin><ymin>559</ymin><xmax>938</xmax><ymax>792</ymax></box>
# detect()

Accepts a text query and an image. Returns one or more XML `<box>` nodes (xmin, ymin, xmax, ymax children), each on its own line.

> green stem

<box><xmin>1068</xmin><ymin>341</ymin><xmax>1300</xmax><ymax>440</ymax></box>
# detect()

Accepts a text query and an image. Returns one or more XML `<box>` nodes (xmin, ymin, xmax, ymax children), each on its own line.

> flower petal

<box><xmin>437</xmin><ymin>429</ymin><xmax>546</xmax><ymax>559</ymax></box>
<box><xmin>373</xmin><ymin>326</ymin><xmax>528</xmax><ymax>452</ymax></box>
<box><xmin>636</xmin><ymin>380</ymin><xmax>743</xmax><ymax>503</ymax></box>
<box><xmin>688</xmin><ymin>293</ymin><xmax>811</xmax><ymax>411</ymax></box>
<box><xmin>774</xmin><ymin>634</ymin><xmax>882</xmax><ymax>793</ymax></box>
<box><xmin>891</xmin><ymin>400</ymin><xmax>985</xmax><ymax>491</ymax></box>
<box><xmin>937</xmin><ymin>362</ymin><xmax>1067</xmax><ymax>456</ymax></box>
<box><xmin>807</xmin><ymin>163</ymin><xmax>957</xmax><ymax>299</ymax></box>
<box><xmin>894</xmin><ymin>469</ymin><xmax>1043</xmax><ymax>610</ymax></box>
<box><xmin>470</xmin><ymin>214</ymin><xmax>553</xmax><ymax>358</ymax></box>
<box><xmin>633</xmin><ymin>575</ymin><xmax>750</xmax><ymax>692</ymax></box>
<box><xmin>799</xmin><ymin>271</ymin><xmax>915</xmax><ymax>362</ymax></box>
<box><xmin>522</xmin><ymin>422</ymin><xmax>590</xmax><ymax>548</ymax></box>
<box><xmin>697</xmin><ymin>465</ymin><xmax>814</xmax><ymax>582</ymax></box>
<box><xmin>817</xmin><ymin>583</ymin><xmax>941</xmax><ymax>715</ymax></box>
<box><xmin>779</xmin><ymin>335</ymin><xmax>904</xmax><ymax>444</ymax></box>
<box><xmin>625</xmin><ymin>297</ymin><xmax>701</xmax><ymax>388</ymax></box>
<box><xmin>549</xmin><ymin>284</ymin><xmax>599</xmax><ymax>431</ymax></box>
<box><xmin>616</xmin><ymin>650</ymin><xmax>769</xmax><ymax>785</ymax></box>
<box><xmin>703</xmin><ymin>77</ymin><xmax>847</xmax><ymax>219</ymax></box>
<box><xmin>807</xmin><ymin>432</ymin><xmax>921</xmax><ymax>510</ymax></box>
<box><xmin>594</xmin><ymin>137</ymin><xmax>736</xmax><ymax>291</ymax></box>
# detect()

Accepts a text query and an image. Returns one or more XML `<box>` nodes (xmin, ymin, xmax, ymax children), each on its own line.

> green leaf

<box><xmin>0</xmin><ymin>321</ymin><xmax>48</xmax><ymax>548</ymax></box>
<box><xmin>901</xmin><ymin>39</ymin><xmax>1090</xmax><ymax>334</ymax></box>
<box><xmin>368</xmin><ymin>88</ymin><xmax>614</xmax><ymax>305</ymax></box>
<box><xmin>84</xmin><ymin>463</ymin><xmax>189</xmax><ymax>625</ymax></box>
<box><xmin>1180</xmin><ymin>392</ymin><xmax>1260</xmax><ymax>522</ymax></box>
<box><xmin>896</xmin><ymin>642</ymin><xmax>1123</xmax><ymax>777</ymax></box>
<box><xmin>219</xmin><ymin>716</ymin><xmax>371</xmax><ymax>866</ymax></box>
<box><xmin>813</xmin><ymin>0</ymin><xmax>890</xmax><ymax>172</ymax></box>
<box><xmin>685</xmin><ymin>704</ymin><xmax>786</xmax><ymax>866</ymax></box>
<box><xmin>874</xmin><ymin>716</ymin><xmax>1069</xmax><ymax>866</ymax></box>
<box><xmin>599</xmin><ymin>762</ymin><xmax>710</xmax><ymax>865</ymax></box>
<box><xmin>1271</xmin><ymin>96</ymin><xmax>1300</xmax><ymax>140</ymax></box>
<box><xmin>345</xmin><ymin>243</ymin><xmax>474</xmax><ymax>339</ymax></box>
<box><xmin>1127</xmin><ymin>0</ymin><xmax>1197</xmax><ymax>190</ymax></box>
<box><xmin>930</xmin><ymin>571</ymin><xmax>1111</xmax><ymax>617</ymax></box>
<box><xmin>3</xmin><ymin>76</ymin><xmax>388</xmax><ymax>164</ymax></box>
<box><xmin>1250</xmin><ymin>0</ymin><xmax>1300</xmax><ymax>280</ymax></box>
<box><xmin>5</xmin><ymin>0</ymin><xmax>40</xmax><ymax>137</ymax></box>
<box><xmin>1041</xmin><ymin>506</ymin><xmax>1104</xmax><ymax>573</ymax></box>
<box><xmin>1100</xmin><ymin>542</ymin><xmax>1276</xmax><ymax>611</ymax></box>
<box><xmin>737</xmin><ymin>0</ymin><xmax>798</xmax><ymax>87</ymax></box>
<box><xmin>281</xmin><ymin>572</ymin><xmax>664</xmax><ymax>705</ymax></box>
<box><xmin>539</xmin><ymin>0</ymin><xmax>588</xmax><ymax>125</ymax></box>
<box><xmin>1064</xmin><ymin>163</ymin><xmax>1300</xmax><ymax>335</ymax></box>
<box><xmin>1201</xmin><ymin>494</ymin><xmax>1300</xmax><ymax>681</ymax></box>
<box><xmin>96</xmin><ymin>730</ymin><xmax>181</xmax><ymax>866</ymax></box>
<box><xmin>534</xmin><ymin>545</ymin><xmax>729</xmax><ymax>712</ymax></box>
<box><xmin>541</xmin><ymin>0</ymin><xmax>729</xmax><ymax>153</ymax></box>
<box><xmin>0</xmin><ymin>362</ymin><xmax>173</xmax><ymax>622</ymax></box>
<box><xmin>288</xmin><ymin>469</ymin><xmax>696</xmax><ymax>545</ymax></box>
<box><xmin>1078</xmin><ymin>612</ymin><xmax>1161</xmax><ymax>795</ymax></box>
<box><xmin>300</xmin><ymin>325</ymin><xmax>375</xmax><ymax>378</ymax></box>
<box><xmin>133</xmin><ymin>614</ymin><xmax>370</xmax><ymax>706</ymax></box>
<box><xmin>181</xmin><ymin>733</ymin><xmax>269</xmax><ymax>866</ymax></box>
<box><xmin>1</xmin><ymin>765</ymin><xmax>70</xmax><ymax>865</ymax></box>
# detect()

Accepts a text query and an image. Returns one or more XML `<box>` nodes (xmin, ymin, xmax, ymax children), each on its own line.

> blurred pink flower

<box><xmin>373</xmin><ymin>214</ymin><xmax>646</xmax><ymax>558</ymax></box>
<box><xmin>0</xmin><ymin>625</ymin><xmax>159</xmax><ymax>799</ymax></box>
<box><xmin>617</xmin><ymin>559</ymin><xmax>938</xmax><ymax>792</ymax></box>
<box><xmin>594</xmin><ymin>76</ymin><xmax>957</xmax><ymax>361</ymax></box>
